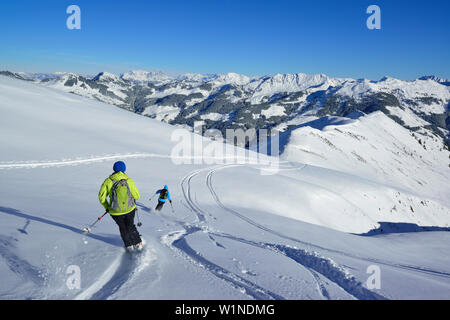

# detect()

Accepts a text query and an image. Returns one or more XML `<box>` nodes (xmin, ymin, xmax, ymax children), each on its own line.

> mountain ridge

<box><xmin>1</xmin><ymin>69</ymin><xmax>449</xmax><ymax>149</ymax></box>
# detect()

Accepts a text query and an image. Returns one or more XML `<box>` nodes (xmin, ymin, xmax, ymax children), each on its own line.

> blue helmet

<box><xmin>113</xmin><ymin>161</ymin><xmax>126</xmax><ymax>173</ymax></box>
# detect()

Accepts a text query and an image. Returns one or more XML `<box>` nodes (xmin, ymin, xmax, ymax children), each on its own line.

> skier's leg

<box><xmin>155</xmin><ymin>201</ymin><xmax>164</xmax><ymax>211</ymax></box>
<box><xmin>111</xmin><ymin>214</ymin><xmax>133</xmax><ymax>247</ymax></box>
<box><xmin>124</xmin><ymin>209</ymin><xmax>142</xmax><ymax>246</ymax></box>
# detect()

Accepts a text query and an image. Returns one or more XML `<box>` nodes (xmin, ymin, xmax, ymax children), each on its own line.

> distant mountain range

<box><xmin>1</xmin><ymin>69</ymin><xmax>449</xmax><ymax>147</ymax></box>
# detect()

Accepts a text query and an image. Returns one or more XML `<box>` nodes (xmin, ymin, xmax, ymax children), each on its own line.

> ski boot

<box><xmin>134</xmin><ymin>242</ymin><xmax>143</xmax><ymax>252</ymax></box>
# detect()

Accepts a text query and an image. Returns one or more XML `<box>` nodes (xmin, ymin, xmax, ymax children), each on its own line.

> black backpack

<box><xmin>159</xmin><ymin>188</ymin><xmax>168</xmax><ymax>200</ymax></box>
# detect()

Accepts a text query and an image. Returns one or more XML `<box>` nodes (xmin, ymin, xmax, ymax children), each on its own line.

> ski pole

<box><xmin>170</xmin><ymin>201</ymin><xmax>175</xmax><ymax>213</ymax></box>
<box><xmin>83</xmin><ymin>211</ymin><xmax>108</xmax><ymax>235</ymax></box>
<box><xmin>136</xmin><ymin>208</ymin><xmax>142</xmax><ymax>227</ymax></box>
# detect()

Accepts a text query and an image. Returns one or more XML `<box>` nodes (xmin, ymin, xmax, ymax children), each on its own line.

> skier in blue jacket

<box><xmin>154</xmin><ymin>185</ymin><xmax>172</xmax><ymax>211</ymax></box>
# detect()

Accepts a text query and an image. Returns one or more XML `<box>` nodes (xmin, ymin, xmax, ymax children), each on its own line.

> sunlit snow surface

<box><xmin>0</xmin><ymin>76</ymin><xmax>449</xmax><ymax>300</ymax></box>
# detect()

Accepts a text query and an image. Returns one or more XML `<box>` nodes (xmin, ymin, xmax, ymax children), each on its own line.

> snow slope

<box><xmin>1</xmin><ymin>76</ymin><xmax>449</xmax><ymax>300</ymax></box>
<box><xmin>281</xmin><ymin>113</ymin><xmax>450</xmax><ymax>206</ymax></box>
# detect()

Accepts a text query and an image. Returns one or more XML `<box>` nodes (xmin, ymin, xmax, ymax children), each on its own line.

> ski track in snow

<box><xmin>180</xmin><ymin>169</ymin><xmax>208</xmax><ymax>223</ymax></box>
<box><xmin>207</xmin><ymin>166</ymin><xmax>450</xmax><ymax>280</ymax></box>
<box><xmin>158</xmin><ymin>166</ymin><xmax>287</xmax><ymax>300</ymax></box>
<box><xmin>210</xmin><ymin>232</ymin><xmax>384</xmax><ymax>300</ymax></box>
<box><xmin>175</xmin><ymin>168</ymin><xmax>280</xmax><ymax>299</ymax></box>
<box><xmin>172</xmin><ymin>229</ymin><xmax>285</xmax><ymax>300</ymax></box>
<box><xmin>0</xmin><ymin>152</ymin><xmax>301</xmax><ymax>171</ymax></box>
<box><xmin>308</xmin><ymin>269</ymin><xmax>331</xmax><ymax>300</ymax></box>
<box><xmin>163</xmin><ymin>229</ymin><xmax>285</xmax><ymax>300</ymax></box>
<box><xmin>169</xmin><ymin>165</ymin><xmax>369</xmax><ymax>299</ymax></box>
<box><xmin>159</xmin><ymin>165</ymin><xmax>379</xmax><ymax>299</ymax></box>
<box><xmin>173</xmin><ymin>164</ymin><xmax>448</xmax><ymax>299</ymax></box>
<box><xmin>3</xmin><ymin>154</ymin><xmax>449</xmax><ymax>299</ymax></box>
<box><xmin>0</xmin><ymin>153</ymin><xmax>173</xmax><ymax>169</ymax></box>
<box><xmin>75</xmin><ymin>250</ymin><xmax>125</xmax><ymax>300</ymax></box>
<box><xmin>75</xmin><ymin>245</ymin><xmax>156</xmax><ymax>300</ymax></box>
<box><xmin>0</xmin><ymin>153</ymin><xmax>279</xmax><ymax>170</ymax></box>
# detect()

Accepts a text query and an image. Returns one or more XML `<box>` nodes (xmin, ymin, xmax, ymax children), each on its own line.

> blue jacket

<box><xmin>156</xmin><ymin>185</ymin><xmax>171</xmax><ymax>203</ymax></box>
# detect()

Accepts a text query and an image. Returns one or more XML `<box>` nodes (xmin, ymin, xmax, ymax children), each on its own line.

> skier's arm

<box><xmin>98</xmin><ymin>178</ymin><xmax>112</xmax><ymax>211</ymax></box>
<box><xmin>167</xmin><ymin>191</ymin><xmax>172</xmax><ymax>202</ymax></box>
<box><xmin>127</xmin><ymin>178</ymin><xmax>140</xmax><ymax>200</ymax></box>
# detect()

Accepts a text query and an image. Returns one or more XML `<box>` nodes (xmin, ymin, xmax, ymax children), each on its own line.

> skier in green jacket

<box><xmin>98</xmin><ymin>161</ymin><xmax>143</xmax><ymax>251</ymax></box>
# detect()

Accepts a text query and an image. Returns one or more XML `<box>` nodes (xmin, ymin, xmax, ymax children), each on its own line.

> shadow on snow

<box><xmin>0</xmin><ymin>206</ymin><xmax>122</xmax><ymax>247</ymax></box>
<box><xmin>357</xmin><ymin>221</ymin><xmax>450</xmax><ymax>236</ymax></box>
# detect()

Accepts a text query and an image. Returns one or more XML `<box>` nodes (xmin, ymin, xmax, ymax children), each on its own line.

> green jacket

<box><xmin>98</xmin><ymin>172</ymin><xmax>140</xmax><ymax>215</ymax></box>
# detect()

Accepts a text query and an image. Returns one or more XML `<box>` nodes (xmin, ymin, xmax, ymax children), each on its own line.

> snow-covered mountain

<box><xmin>1</xmin><ymin>75</ymin><xmax>450</xmax><ymax>300</ymax></box>
<box><xmin>120</xmin><ymin>70</ymin><xmax>172</xmax><ymax>84</ymax></box>
<box><xmin>3</xmin><ymin>69</ymin><xmax>448</xmax><ymax>151</ymax></box>
<box><xmin>418</xmin><ymin>75</ymin><xmax>450</xmax><ymax>86</ymax></box>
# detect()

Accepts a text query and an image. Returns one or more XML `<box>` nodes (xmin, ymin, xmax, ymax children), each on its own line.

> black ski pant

<box><xmin>111</xmin><ymin>209</ymin><xmax>141</xmax><ymax>247</ymax></box>
<box><xmin>155</xmin><ymin>200</ymin><xmax>165</xmax><ymax>211</ymax></box>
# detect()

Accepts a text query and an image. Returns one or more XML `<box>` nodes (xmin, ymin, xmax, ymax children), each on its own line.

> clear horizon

<box><xmin>1</xmin><ymin>0</ymin><xmax>449</xmax><ymax>81</ymax></box>
<box><xmin>4</xmin><ymin>68</ymin><xmax>448</xmax><ymax>83</ymax></box>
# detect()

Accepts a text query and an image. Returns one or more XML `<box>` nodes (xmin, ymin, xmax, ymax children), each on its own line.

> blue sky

<box><xmin>0</xmin><ymin>0</ymin><xmax>449</xmax><ymax>80</ymax></box>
